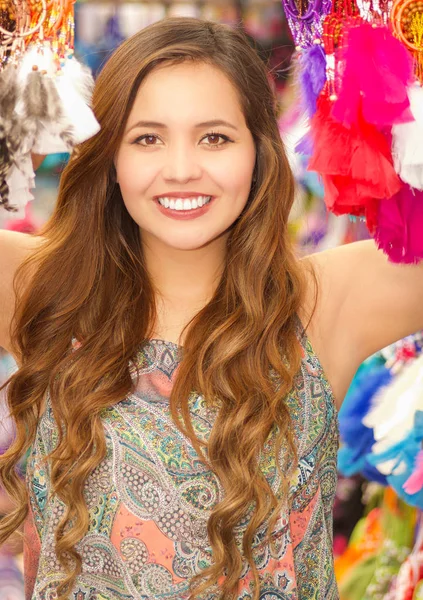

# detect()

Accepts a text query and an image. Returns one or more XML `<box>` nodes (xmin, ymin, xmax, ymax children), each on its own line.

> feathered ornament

<box><xmin>15</xmin><ymin>46</ymin><xmax>99</xmax><ymax>155</ymax></box>
<box><xmin>363</xmin><ymin>354</ymin><xmax>423</xmax><ymax>457</ymax></box>
<box><xmin>338</xmin><ymin>358</ymin><xmax>391</xmax><ymax>484</ymax></box>
<box><xmin>17</xmin><ymin>44</ymin><xmax>57</xmax><ymax>81</ymax></box>
<box><xmin>392</xmin><ymin>83</ymin><xmax>423</xmax><ymax>191</ymax></box>
<box><xmin>6</xmin><ymin>156</ymin><xmax>35</xmax><ymax>218</ymax></box>
<box><xmin>298</xmin><ymin>43</ymin><xmax>327</xmax><ymax>117</ymax></box>
<box><xmin>21</xmin><ymin>65</ymin><xmax>74</xmax><ymax>154</ymax></box>
<box><xmin>8</xmin><ymin>52</ymin><xmax>69</xmax><ymax>211</ymax></box>
<box><xmin>374</xmin><ymin>184</ymin><xmax>423</xmax><ymax>264</ymax></box>
<box><xmin>308</xmin><ymin>95</ymin><xmax>402</xmax><ymax>216</ymax></box>
<box><xmin>367</xmin><ymin>410</ymin><xmax>423</xmax><ymax>508</ymax></box>
<box><xmin>60</xmin><ymin>55</ymin><xmax>96</xmax><ymax>106</ymax></box>
<box><xmin>54</xmin><ymin>57</ymin><xmax>100</xmax><ymax>146</ymax></box>
<box><xmin>0</xmin><ymin>65</ymin><xmax>22</xmax><ymax>212</ymax></box>
<box><xmin>332</xmin><ymin>22</ymin><xmax>414</xmax><ymax>128</ymax></box>
<box><xmin>0</xmin><ymin>126</ymin><xmax>12</xmax><ymax>212</ymax></box>
<box><xmin>0</xmin><ymin>0</ymin><xmax>100</xmax><ymax>218</ymax></box>
<box><xmin>11</xmin><ymin>46</ymin><xmax>67</xmax><ymax>155</ymax></box>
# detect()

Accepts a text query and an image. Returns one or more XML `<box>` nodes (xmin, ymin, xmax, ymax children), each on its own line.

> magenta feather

<box><xmin>375</xmin><ymin>184</ymin><xmax>423</xmax><ymax>264</ymax></box>
<box><xmin>332</xmin><ymin>23</ymin><xmax>414</xmax><ymax>127</ymax></box>
<box><xmin>298</xmin><ymin>44</ymin><xmax>327</xmax><ymax>117</ymax></box>
<box><xmin>404</xmin><ymin>450</ymin><xmax>423</xmax><ymax>494</ymax></box>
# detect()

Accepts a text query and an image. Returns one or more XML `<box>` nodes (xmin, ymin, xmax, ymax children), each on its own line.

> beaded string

<box><xmin>282</xmin><ymin>0</ymin><xmax>332</xmax><ymax>48</ymax></box>
<box><xmin>0</xmin><ymin>0</ymin><xmax>74</xmax><ymax>71</ymax></box>
<box><xmin>0</xmin><ymin>0</ymin><xmax>46</xmax><ymax>42</ymax></box>
<box><xmin>322</xmin><ymin>0</ymin><xmax>361</xmax><ymax>100</ymax></box>
<box><xmin>356</xmin><ymin>0</ymin><xmax>394</xmax><ymax>23</ymax></box>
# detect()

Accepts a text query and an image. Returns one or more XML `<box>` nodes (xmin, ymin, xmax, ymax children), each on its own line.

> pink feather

<box><xmin>404</xmin><ymin>450</ymin><xmax>423</xmax><ymax>494</ymax></box>
<box><xmin>332</xmin><ymin>22</ymin><xmax>414</xmax><ymax>127</ymax></box>
<box><xmin>375</xmin><ymin>184</ymin><xmax>423</xmax><ymax>264</ymax></box>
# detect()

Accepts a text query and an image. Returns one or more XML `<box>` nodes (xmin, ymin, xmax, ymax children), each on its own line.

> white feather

<box><xmin>55</xmin><ymin>72</ymin><xmax>100</xmax><ymax>144</ymax></box>
<box><xmin>392</xmin><ymin>83</ymin><xmax>423</xmax><ymax>190</ymax></box>
<box><xmin>363</xmin><ymin>354</ymin><xmax>423</xmax><ymax>460</ymax></box>
<box><xmin>60</xmin><ymin>56</ymin><xmax>96</xmax><ymax>105</ymax></box>
<box><xmin>16</xmin><ymin>51</ymin><xmax>99</xmax><ymax>152</ymax></box>
<box><xmin>17</xmin><ymin>44</ymin><xmax>57</xmax><ymax>84</ymax></box>
<box><xmin>31</xmin><ymin>120</ymin><xmax>73</xmax><ymax>154</ymax></box>
<box><xmin>6</xmin><ymin>154</ymin><xmax>35</xmax><ymax>218</ymax></box>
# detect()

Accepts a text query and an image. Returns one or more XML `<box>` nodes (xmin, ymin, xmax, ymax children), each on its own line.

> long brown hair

<box><xmin>0</xmin><ymin>17</ymin><xmax>306</xmax><ymax>600</ymax></box>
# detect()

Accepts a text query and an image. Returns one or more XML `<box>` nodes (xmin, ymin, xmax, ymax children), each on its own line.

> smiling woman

<box><xmin>1</xmin><ymin>13</ymin><xmax>423</xmax><ymax>600</ymax></box>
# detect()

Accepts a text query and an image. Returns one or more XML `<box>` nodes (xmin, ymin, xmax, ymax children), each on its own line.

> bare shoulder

<box><xmin>0</xmin><ymin>230</ymin><xmax>44</xmax><ymax>359</ymax></box>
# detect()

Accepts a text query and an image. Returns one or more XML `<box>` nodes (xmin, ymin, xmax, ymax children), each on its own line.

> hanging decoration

<box><xmin>334</xmin><ymin>332</ymin><xmax>423</xmax><ymax>598</ymax></box>
<box><xmin>283</xmin><ymin>0</ymin><xmax>423</xmax><ymax>264</ymax></box>
<box><xmin>0</xmin><ymin>0</ymin><xmax>100</xmax><ymax>217</ymax></box>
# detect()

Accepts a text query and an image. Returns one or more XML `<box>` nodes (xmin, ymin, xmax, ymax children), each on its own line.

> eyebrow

<box><xmin>126</xmin><ymin>119</ymin><xmax>239</xmax><ymax>133</ymax></box>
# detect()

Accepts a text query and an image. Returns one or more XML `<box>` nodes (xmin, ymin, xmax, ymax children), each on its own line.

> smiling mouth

<box><xmin>156</xmin><ymin>195</ymin><xmax>213</xmax><ymax>211</ymax></box>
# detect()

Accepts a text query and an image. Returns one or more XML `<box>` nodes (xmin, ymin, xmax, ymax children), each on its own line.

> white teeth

<box><xmin>158</xmin><ymin>196</ymin><xmax>212</xmax><ymax>211</ymax></box>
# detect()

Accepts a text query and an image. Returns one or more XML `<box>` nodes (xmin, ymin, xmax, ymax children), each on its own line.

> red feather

<box><xmin>308</xmin><ymin>96</ymin><xmax>402</xmax><ymax>217</ymax></box>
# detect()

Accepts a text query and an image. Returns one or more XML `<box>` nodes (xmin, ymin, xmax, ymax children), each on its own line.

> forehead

<box><xmin>127</xmin><ymin>61</ymin><xmax>246</xmax><ymax>127</ymax></box>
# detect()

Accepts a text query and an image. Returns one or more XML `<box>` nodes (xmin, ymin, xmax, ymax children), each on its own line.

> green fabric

<box><xmin>339</xmin><ymin>555</ymin><xmax>379</xmax><ymax>600</ymax></box>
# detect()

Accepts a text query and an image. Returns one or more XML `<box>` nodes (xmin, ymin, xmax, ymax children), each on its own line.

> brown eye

<box><xmin>207</xmin><ymin>134</ymin><xmax>221</xmax><ymax>145</ymax></box>
<box><xmin>133</xmin><ymin>134</ymin><xmax>161</xmax><ymax>146</ymax></box>
<box><xmin>143</xmin><ymin>135</ymin><xmax>157</xmax><ymax>145</ymax></box>
<box><xmin>202</xmin><ymin>133</ymin><xmax>231</xmax><ymax>147</ymax></box>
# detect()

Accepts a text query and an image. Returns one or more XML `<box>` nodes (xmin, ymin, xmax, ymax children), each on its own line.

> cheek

<box><xmin>211</xmin><ymin>153</ymin><xmax>255</xmax><ymax>198</ymax></box>
<box><xmin>115</xmin><ymin>149</ymin><xmax>157</xmax><ymax>195</ymax></box>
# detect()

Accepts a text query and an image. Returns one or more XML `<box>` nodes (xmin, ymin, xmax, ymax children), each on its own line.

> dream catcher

<box><xmin>0</xmin><ymin>0</ymin><xmax>99</xmax><ymax>216</ymax></box>
<box><xmin>283</xmin><ymin>0</ymin><xmax>423</xmax><ymax>263</ymax></box>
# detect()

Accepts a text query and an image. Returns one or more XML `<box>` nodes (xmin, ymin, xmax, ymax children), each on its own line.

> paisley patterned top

<box><xmin>23</xmin><ymin>328</ymin><xmax>339</xmax><ymax>600</ymax></box>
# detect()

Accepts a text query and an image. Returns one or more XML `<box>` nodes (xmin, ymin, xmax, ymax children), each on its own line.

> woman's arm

<box><xmin>304</xmin><ymin>240</ymin><xmax>423</xmax><ymax>408</ymax></box>
<box><xmin>0</xmin><ymin>231</ymin><xmax>43</xmax><ymax>360</ymax></box>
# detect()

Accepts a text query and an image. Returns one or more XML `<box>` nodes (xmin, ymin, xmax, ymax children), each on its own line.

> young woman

<box><xmin>0</xmin><ymin>16</ymin><xmax>422</xmax><ymax>600</ymax></box>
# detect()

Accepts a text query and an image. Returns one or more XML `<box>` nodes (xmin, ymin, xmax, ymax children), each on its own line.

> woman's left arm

<box><xmin>304</xmin><ymin>240</ymin><xmax>423</xmax><ymax>406</ymax></box>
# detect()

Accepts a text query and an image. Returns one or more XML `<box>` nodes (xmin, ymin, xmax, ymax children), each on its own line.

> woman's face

<box><xmin>115</xmin><ymin>61</ymin><xmax>257</xmax><ymax>251</ymax></box>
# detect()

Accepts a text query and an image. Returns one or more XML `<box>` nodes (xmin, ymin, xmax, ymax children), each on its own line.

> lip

<box><xmin>155</xmin><ymin>196</ymin><xmax>216</xmax><ymax>220</ymax></box>
<box><xmin>154</xmin><ymin>192</ymin><xmax>214</xmax><ymax>199</ymax></box>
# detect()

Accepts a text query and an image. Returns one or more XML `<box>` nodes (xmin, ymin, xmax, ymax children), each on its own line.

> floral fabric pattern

<box><xmin>24</xmin><ymin>329</ymin><xmax>339</xmax><ymax>599</ymax></box>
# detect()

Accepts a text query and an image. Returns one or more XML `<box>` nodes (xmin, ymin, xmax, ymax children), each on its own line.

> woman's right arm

<box><xmin>0</xmin><ymin>230</ymin><xmax>42</xmax><ymax>360</ymax></box>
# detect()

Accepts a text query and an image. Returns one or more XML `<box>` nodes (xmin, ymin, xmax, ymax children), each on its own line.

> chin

<box><xmin>165</xmin><ymin>238</ymin><xmax>215</xmax><ymax>251</ymax></box>
<box><xmin>158</xmin><ymin>230</ymin><xmax>224</xmax><ymax>251</ymax></box>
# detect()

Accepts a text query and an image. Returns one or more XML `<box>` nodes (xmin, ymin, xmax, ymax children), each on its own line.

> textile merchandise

<box><xmin>0</xmin><ymin>0</ymin><xmax>99</xmax><ymax>216</ymax></box>
<box><xmin>335</xmin><ymin>334</ymin><xmax>423</xmax><ymax>598</ymax></box>
<box><xmin>282</xmin><ymin>0</ymin><xmax>423</xmax><ymax>264</ymax></box>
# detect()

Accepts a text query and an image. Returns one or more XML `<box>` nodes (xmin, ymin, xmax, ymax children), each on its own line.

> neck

<box><xmin>142</xmin><ymin>233</ymin><xmax>227</xmax><ymax>307</ymax></box>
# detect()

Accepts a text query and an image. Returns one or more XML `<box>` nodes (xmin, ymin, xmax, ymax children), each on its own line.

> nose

<box><xmin>161</xmin><ymin>141</ymin><xmax>203</xmax><ymax>183</ymax></box>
